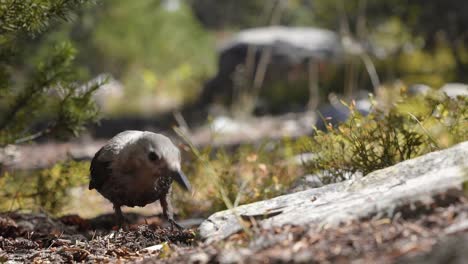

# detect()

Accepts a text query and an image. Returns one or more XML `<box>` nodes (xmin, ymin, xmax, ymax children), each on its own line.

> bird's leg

<box><xmin>160</xmin><ymin>194</ymin><xmax>182</xmax><ymax>230</ymax></box>
<box><xmin>113</xmin><ymin>204</ymin><xmax>127</xmax><ymax>230</ymax></box>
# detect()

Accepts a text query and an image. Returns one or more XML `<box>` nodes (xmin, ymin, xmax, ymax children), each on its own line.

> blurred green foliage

<box><xmin>189</xmin><ymin>0</ymin><xmax>268</xmax><ymax>29</ymax></box>
<box><xmin>7</xmin><ymin>0</ymin><xmax>465</xmax><ymax>116</ymax></box>
<box><xmin>2</xmin><ymin>1</ymin><xmax>216</xmax><ymax>117</ymax></box>
<box><xmin>0</xmin><ymin>161</ymin><xmax>89</xmax><ymax>214</ymax></box>
<box><xmin>43</xmin><ymin>0</ymin><xmax>217</xmax><ymax>114</ymax></box>
<box><xmin>0</xmin><ymin>0</ymin><xmax>101</xmax><ymax>146</ymax></box>
<box><xmin>312</xmin><ymin>0</ymin><xmax>468</xmax><ymax>86</ymax></box>
<box><xmin>311</xmin><ymin>0</ymin><xmax>467</xmax><ymax>94</ymax></box>
<box><xmin>299</xmin><ymin>90</ymin><xmax>467</xmax><ymax>184</ymax></box>
<box><xmin>91</xmin><ymin>0</ymin><xmax>215</xmax><ymax>102</ymax></box>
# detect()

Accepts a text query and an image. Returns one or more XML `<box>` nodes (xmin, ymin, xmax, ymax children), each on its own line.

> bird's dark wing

<box><xmin>89</xmin><ymin>147</ymin><xmax>112</xmax><ymax>190</ymax></box>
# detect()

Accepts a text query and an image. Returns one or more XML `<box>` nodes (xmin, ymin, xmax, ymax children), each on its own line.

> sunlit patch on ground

<box><xmin>62</xmin><ymin>186</ymin><xmax>164</xmax><ymax>219</ymax></box>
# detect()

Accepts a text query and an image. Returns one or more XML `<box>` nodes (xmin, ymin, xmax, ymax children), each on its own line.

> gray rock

<box><xmin>218</xmin><ymin>248</ymin><xmax>253</xmax><ymax>264</ymax></box>
<box><xmin>408</xmin><ymin>84</ymin><xmax>432</xmax><ymax>95</ymax></box>
<box><xmin>290</xmin><ymin>174</ymin><xmax>324</xmax><ymax>192</ymax></box>
<box><xmin>288</xmin><ymin>153</ymin><xmax>318</xmax><ymax>165</ymax></box>
<box><xmin>188</xmin><ymin>252</ymin><xmax>210</xmax><ymax>264</ymax></box>
<box><xmin>0</xmin><ymin>145</ymin><xmax>21</xmax><ymax>167</ymax></box>
<box><xmin>199</xmin><ymin>141</ymin><xmax>468</xmax><ymax>243</ymax></box>
<box><xmin>440</xmin><ymin>83</ymin><xmax>468</xmax><ymax>98</ymax></box>
<box><xmin>443</xmin><ymin>212</ymin><xmax>468</xmax><ymax>235</ymax></box>
<box><xmin>196</xmin><ymin>26</ymin><xmax>344</xmax><ymax>111</ymax></box>
<box><xmin>190</xmin><ymin>111</ymin><xmax>317</xmax><ymax>147</ymax></box>
<box><xmin>290</xmin><ymin>171</ymin><xmax>364</xmax><ymax>192</ymax></box>
<box><xmin>176</xmin><ymin>218</ymin><xmax>205</xmax><ymax>228</ymax></box>
<box><xmin>403</xmin><ymin>234</ymin><xmax>468</xmax><ymax>264</ymax></box>
<box><xmin>221</xmin><ymin>26</ymin><xmax>343</xmax><ymax>62</ymax></box>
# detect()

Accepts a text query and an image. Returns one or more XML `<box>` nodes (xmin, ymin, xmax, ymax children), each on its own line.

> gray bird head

<box><xmin>127</xmin><ymin>131</ymin><xmax>191</xmax><ymax>191</ymax></box>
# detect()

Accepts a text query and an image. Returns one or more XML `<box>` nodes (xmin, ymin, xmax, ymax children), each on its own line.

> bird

<box><xmin>88</xmin><ymin>130</ymin><xmax>191</xmax><ymax>229</ymax></box>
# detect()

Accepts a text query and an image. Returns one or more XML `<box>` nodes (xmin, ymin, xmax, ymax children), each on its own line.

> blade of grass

<box><xmin>173</xmin><ymin>126</ymin><xmax>254</xmax><ymax>239</ymax></box>
<box><xmin>407</xmin><ymin>112</ymin><xmax>440</xmax><ymax>150</ymax></box>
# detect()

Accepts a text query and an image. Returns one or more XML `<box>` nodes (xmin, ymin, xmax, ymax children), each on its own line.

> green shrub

<box><xmin>0</xmin><ymin>161</ymin><xmax>89</xmax><ymax>214</ymax></box>
<box><xmin>0</xmin><ymin>0</ymin><xmax>101</xmax><ymax>146</ymax></box>
<box><xmin>299</xmin><ymin>91</ymin><xmax>467</xmax><ymax>184</ymax></box>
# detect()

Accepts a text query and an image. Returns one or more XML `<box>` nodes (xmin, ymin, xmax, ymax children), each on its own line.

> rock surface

<box><xmin>190</xmin><ymin>111</ymin><xmax>317</xmax><ymax>147</ymax></box>
<box><xmin>196</xmin><ymin>26</ymin><xmax>344</xmax><ymax>112</ymax></box>
<box><xmin>199</xmin><ymin>141</ymin><xmax>468</xmax><ymax>242</ymax></box>
<box><xmin>404</xmin><ymin>234</ymin><xmax>468</xmax><ymax>264</ymax></box>
<box><xmin>221</xmin><ymin>26</ymin><xmax>343</xmax><ymax>62</ymax></box>
<box><xmin>1</xmin><ymin>111</ymin><xmax>316</xmax><ymax>171</ymax></box>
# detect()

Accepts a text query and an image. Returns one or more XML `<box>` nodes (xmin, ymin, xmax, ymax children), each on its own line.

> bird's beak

<box><xmin>171</xmin><ymin>170</ymin><xmax>191</xmax><ymax>192</ymax></box>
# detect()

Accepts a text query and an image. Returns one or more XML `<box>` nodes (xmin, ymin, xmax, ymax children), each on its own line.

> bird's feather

<box><xmin>89</xmin><ymin>131</ymin><xmax>144</xmax><ymax>190</ymax></box>
<box><xmin>89</xmin><ymin>147</ymin><xmax>113</xmax><ymax>190</ymax></box>
<box><xmin>98</xmin><ymin>130</ymin><xmax>143</xmax><ymax>161</ymax></box>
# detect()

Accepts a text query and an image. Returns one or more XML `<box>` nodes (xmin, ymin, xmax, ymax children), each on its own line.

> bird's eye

<box><xmin>148</xmin><ymin>151</ymin><xmax>159</xmax><ymax>161</ymax></box>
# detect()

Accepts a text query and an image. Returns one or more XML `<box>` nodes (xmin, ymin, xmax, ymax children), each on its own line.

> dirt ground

<box><xmin>0</xmin><ymin>213</ymin><xmax>196</xmax><ymax>263</ymax></box>
<box><xmin>151</xmin><ymin>192</ymin><xmax>468</xmax><ymax>263</ymax></box>
<box><xmin>0</xmin><ymin>111</ymin><xmax>316</xmax><ymax>172</ymax></box>
<box><xmin>1</xmin><ymin>192</ymin><xmax>467</xmax><ymax>263</ymax></box>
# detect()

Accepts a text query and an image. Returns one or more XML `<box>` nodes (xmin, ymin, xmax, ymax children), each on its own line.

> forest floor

<box><xmin>1</xmin><ymin>191</ymin><xmax>467</xmax><ymax>263</ymax></box>
<box><xmin>1</xmin><ymin>113</ymin><xmax>467</xmax><ymax>263</ymax></box>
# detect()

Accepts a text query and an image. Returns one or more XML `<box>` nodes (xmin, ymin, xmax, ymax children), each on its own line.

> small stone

<box><xmin>143</xmin><ymin>244</ymin><xmax>164</xmax><ymax>252</ymax></box>
<box><xmin>188</xmin><ymin>252</ymin><xmax>210</xmax><ymax>264</ymax></box>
